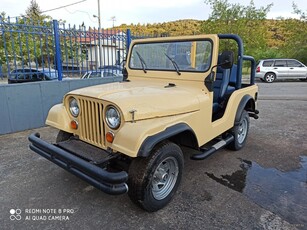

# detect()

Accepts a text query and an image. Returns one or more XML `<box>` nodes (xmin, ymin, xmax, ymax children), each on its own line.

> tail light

<box><xmin>256</xmin><ymin>66</ymin><xmax>260</xmax><ymax>72</ymax></box>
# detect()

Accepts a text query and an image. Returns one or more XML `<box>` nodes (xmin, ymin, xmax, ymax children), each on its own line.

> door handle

<box><xmin>289</xmin><ymin>67</ymin><xmax>294</xmax><ymax>69</ymax></box>
<box><xmin>274</xmin><ymin>67</ymin><xmax>278</xmax><ymax>69</ymax></box>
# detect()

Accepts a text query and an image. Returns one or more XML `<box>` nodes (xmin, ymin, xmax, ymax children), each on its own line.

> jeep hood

<box><xmin>68</xmin><ymin>81</ymin><xmax>200</xmax><ymax>121</ymax></box>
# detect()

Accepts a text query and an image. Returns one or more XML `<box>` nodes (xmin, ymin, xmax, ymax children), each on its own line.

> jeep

<box><xmin>29</xmin><ymin>34</ymin><xmax>259</xmax><ymax>212</ymax></box>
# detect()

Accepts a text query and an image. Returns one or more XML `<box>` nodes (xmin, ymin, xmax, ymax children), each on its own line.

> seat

<box><xmin>213</xmin><ymin>66</ymin><xmax>231</xmax><ymax>113</ymax></box>
<box><xmin>227</xmin><ymin>64</ymin><xmax>237</xmax><ymax>94</ymax></box>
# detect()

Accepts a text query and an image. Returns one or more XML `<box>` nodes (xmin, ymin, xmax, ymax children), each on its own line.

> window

<box><xmin>129</xmin><ymin>40</ymin><xmax>212</xmax><ymax>72</ymax></box>
<box><xmin>274</xmin><ymin>60</ymin><xmax>287</xmax><ymax>67</ymax></box>
<box><xmin>262</xmin><ymin>61</ymin><xmax>273</xmax><ymax>67</ymax></box>
<box><xmin>287</xmin><ymin>60</ymin><xmax>302</xmax><ymax>67</ymax></box>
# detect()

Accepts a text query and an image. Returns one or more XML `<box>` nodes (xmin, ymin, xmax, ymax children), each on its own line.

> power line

<box><xmin>64</xmin><ymin>8</ymin><xmax>97</xmax><ymax>24</ymax></box>
<box><xmin>41</xmin><ymin>0</ymin><xmax>87</xmax><ymax>13</ymax></box>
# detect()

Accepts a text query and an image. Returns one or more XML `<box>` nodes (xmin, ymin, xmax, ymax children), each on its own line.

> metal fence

<box><xmin>0</xmin><ymin>16</ymin><xmax>130</xmax><ymax>82</ymax></box>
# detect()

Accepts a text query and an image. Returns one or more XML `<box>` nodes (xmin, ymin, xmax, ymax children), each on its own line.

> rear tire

<box><xmin>128</xmin><ymin>141</ymin><xmax>184</xmax><ymax>212</ymax></box>
<box><xmin>264</xmin><ymin>72</ymin><xmax>276</xmax><ymax>83</ymax></box>
<box><xmin>227</xmin><ymin>110</ymin><xmax>250</xmax><ymax>150</ymax></box>
<box><xmin>56</xmin><ymin>130</ymin><xmax>72</xmax><ymax>143</ymax></box>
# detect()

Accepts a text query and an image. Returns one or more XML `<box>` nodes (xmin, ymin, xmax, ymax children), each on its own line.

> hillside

<box><xmin>114</xmin><ymin>19</ymin><xmax>203</xmax><ymax>37</ymax></box>
<box><xmin>113</xmin><ymin>19</ymin><xmax>307</xmax><ymax>63</ymax></box>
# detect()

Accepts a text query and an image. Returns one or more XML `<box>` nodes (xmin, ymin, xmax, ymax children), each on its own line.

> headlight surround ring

<box><xmin>69</xmin><ymin>97</ymin><xmax>80</xmax><ymax>117</ymax></box>
<box><xmin>105</xmin><ymin>105</ymin><xmax>121</xmax><ymax>129</ymax></box>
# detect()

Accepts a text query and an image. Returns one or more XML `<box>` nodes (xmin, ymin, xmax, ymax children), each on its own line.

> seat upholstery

<box><xmin>229</xmin><ymin>64</ymin><xmax>237</xmax><ymax>85</ymax></box>
<box><xmin>213</xmin><ymin>66</ymin><xmax>231</xmax><ymax>113</ymax></box>
<box><xmin>226</xmin><ymin>64</ymin><xmax>237</xmax><ymax>94</ymax></box>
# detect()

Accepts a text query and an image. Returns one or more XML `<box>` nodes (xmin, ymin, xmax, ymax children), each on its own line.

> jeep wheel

<box><xmin>56</xmin><ymin>130</ymin><xmax>72</xmax><ymax>143</ymax></box>
<box><xmin>128</xmin><ymin>141</ymin><xmax>184</xmax><ymax>212</ymax></box>
<box><xmin>264</xmin><ymin>72</ymin><xmax>276</xmax><ymax>83</ymax></box>
<box><xmin>227</xmin><ymin>110</ymin><xmax>250</xmax><ymax>150</ymax></box>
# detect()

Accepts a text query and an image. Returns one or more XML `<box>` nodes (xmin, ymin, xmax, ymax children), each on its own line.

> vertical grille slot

<box><xmin>78</xmin><ymin>97</ymin><xmax>105</xmax><ymax>147</ymax></box>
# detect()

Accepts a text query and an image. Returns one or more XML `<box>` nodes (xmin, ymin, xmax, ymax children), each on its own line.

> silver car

<box><xmin>255</xmin><ymin>59</ymin><xmax>307</xmax><ymax>83</ymax></box>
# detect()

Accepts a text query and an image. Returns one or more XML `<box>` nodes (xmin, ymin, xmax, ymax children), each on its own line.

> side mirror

<box><xmin>204</xmin><ymin>71</ymin><xmax>215</xmax><ymax>92</ymax></box>
<box><xmin>220</xmin><ymin>51</ymin><xmax>234</xmax><ymax>69</ymax></box>
<box><xmin>122</xmin><ymin>67</ymin><xmax>128</xmax><ymax>81</ymax></box>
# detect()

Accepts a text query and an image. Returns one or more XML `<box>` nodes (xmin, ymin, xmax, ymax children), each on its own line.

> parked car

<box><xmin>256</xmin><ymin>59</ymin><xmax>307</xmax><ymax>83</ymax></box>
<box><xmin>81</xmin><ymin>68</ymin><xmax>123</xmax><ymax>79</ymax></box>
<box><xmin>29</xmin><ymin>34</ymin><xmax>259</xmax><ymax>212</ymax></box>
<box><xmin>99</xmin><ymin>65</ymin><xmax>123</xmax><ymax>72</ymax></box>
<box><xmin>8</xmin><ymin>68</ymin><xmax>58</xmax><ymax>84</ymax></box>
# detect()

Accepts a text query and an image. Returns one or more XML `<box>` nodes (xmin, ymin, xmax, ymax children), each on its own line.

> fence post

<box><xmin>53</xmin><ymin>20</ymin><xmax>63</xmax><ymax>81</ymax></box>
<box><xmin>0</xmin><ymin>63</ymin><xmax>2</xmax><ymax>80</ymax></box>
<box><xmin>126</xmin><ymin>29</ymin><xmax>131</xmax><ymax>55</ymax></box>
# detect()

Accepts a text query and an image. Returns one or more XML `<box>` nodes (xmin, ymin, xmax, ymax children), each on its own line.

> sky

<box><xmin>1</xmin><ymin>0</ymin><xmax>306</xmax><ymax>28</ymax></box>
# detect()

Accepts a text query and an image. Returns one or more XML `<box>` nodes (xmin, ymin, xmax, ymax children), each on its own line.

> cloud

<box><xmin>102</xmin><ymin>0</ymin><xmax>202</xmax><ymax>10</ymax></box>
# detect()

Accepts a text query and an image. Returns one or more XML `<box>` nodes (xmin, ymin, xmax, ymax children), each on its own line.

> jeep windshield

<box><xmin>129</xmin><ymin>40</ymin><xmax>212</xmax><ymax>73</ymax></box>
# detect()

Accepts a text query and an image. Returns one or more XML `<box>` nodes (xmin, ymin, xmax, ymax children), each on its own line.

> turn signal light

<box><xmin>106</xmin><ymin>132</ymin><xmax>114</xmax><ymax>143</ymax></box>
<box><xmin>70</xmin><ymin>120</ymin><xmax>78</xmax><ymax>129</ymax></box>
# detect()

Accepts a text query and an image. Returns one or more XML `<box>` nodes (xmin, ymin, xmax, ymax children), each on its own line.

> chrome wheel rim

<box><xmin>237</xmin><ymin>118</ymin><xmax>248</xmax><ymax>144</ymax></box>
<box><xmin>265</xmin><ymin>74</ymin><xmax>275</xmax><ymax>82</ymax></box>
<box><xmin>151</xmin><ymin>156</ymin><xmax>179</xmax><ymax>200</ymax></box>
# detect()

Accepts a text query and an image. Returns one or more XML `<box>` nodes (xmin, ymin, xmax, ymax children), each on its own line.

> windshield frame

<box><xmin>128</xmin><ymin>38</ymin><xmax>213</xmax><ymax>73</ymax></box>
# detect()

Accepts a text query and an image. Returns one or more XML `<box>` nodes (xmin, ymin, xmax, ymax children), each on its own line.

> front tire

<box><xmin>128</xmin><ymin>141</ymin><xmax>184</xmax><ymax>212</ymax></box>
<box><xmin>227</xmin><ymin>110</ymin><xmax>250</xmax><ymax>150</ymax></box>
<box><xmin>56</xmin><ymin>130</ymin><xmax>72</xmax><ymax>143</ymax></box>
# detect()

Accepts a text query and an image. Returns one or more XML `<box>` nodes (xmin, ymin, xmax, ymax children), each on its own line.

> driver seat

<box><xmin>213</xmin><ymin>57</ymin><xmax>231</xmax><ymax>114</ymax></box>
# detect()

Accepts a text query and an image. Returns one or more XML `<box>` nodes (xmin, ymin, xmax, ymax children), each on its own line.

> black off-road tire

<box><xmin>56</xmin><ymin>130</ymin><xmax>72</xmax><ymax>143</ymax></box>
<box><xmin>128</xmin><ymin>141</ymin><xmax>184</xmax><ymax>212</ymax></box>
<box><xmin>227</xmin><ymin>110</ymin><xmax>250</xmax><ymax>151</ymax></box>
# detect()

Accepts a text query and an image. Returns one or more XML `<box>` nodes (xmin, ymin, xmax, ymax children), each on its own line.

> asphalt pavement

<box><xmin>1</xmin><ymin>81</ymin><xmax>306</xmax><ymax>230</ymax></box>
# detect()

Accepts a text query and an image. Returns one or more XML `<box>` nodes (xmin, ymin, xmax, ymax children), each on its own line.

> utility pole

<box><xmin>97</xmin><ymin>0</ymin><xmax>101</xmax><ymax>28</ymax></box>
<box><xmin>110</xmin><ymin>16</ymin><xmax>116</xmax><ymax>28</ymax></box>
<box><xmin>96</xmin><ymin>0</ymin><xmax>102</xmax><ymax>69</ymax></box>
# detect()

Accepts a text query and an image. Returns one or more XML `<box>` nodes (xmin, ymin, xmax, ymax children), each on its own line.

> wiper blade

<box><xmin>136</xmin><ymin>51</ymin><xmax>147</xmax><ymax>73</ymax></box>
<box><xmin>165</xmin><ymin>53</ymin><xmax>181</xmax><ymax>75</ymax></box>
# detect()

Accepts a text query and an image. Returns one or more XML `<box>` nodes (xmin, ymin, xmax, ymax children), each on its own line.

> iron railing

<box><xmin>0</xmin><ymin>16</ymin><xmax>131</xmax><ymax>81</ymax></box>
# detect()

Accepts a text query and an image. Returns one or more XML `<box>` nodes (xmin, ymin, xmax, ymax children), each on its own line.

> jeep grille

<box><xmin>78</xmin><ymin>97</ymin><xmax>105</xmax><ymax>148</ymax></box>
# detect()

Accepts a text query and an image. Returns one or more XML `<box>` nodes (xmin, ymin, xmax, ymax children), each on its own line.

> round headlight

<box><xmin>69</xmin><ymin>98</ymin><xmax>79</xmax><ymax>117</ymax></box>
<box><xmin>105</xmin><ymin>106</ymin><xmax>121</xmax><ymax>129</ymax></box>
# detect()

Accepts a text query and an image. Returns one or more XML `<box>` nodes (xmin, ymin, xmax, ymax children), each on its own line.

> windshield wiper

<box><xmin>165</xmin><ymin>53</ymin><xmax>181</xmax><ymax>75</ymax></box>
<box><xmin>136</xmin><ymin>51</ymin><xmax>147</xmax><ymax>73</ymax></box>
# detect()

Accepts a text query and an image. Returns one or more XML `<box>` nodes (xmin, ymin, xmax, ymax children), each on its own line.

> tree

<box><xmin>202</xmin><ymin>0</ymin><xmax>273</xmax><ymax>61</ymax></box>
<box><xmin>25</xmin><ymin>0</ymin><xmax>51</xmax><ymax>24</ymax></box>
<box><xmin>292</xmin><ymin>2</ymin><xmax>306</xmax><ymax>21</ymax></box>
<box><xmin>281</xmin><ymin>2</ymin><xmax>307</xmax><ymax>64</ymax></box>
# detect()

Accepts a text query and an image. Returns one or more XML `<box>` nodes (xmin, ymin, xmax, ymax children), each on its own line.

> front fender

<box><xmin>111</xmin><ymin>113</ymin><xmax>198</xmax><ymax>158</ymax></box>
<box><xmin>46</xmin><ymin>104</ymin><xmax>73</xmax><ymax>133</ymax></box>
<box><xmin>137</xmin><ymin>123</ymin><xmax>197</xmax><ymax>157</ymax></box>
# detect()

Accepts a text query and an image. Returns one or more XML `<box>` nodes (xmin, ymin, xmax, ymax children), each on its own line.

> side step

<box><xmin>190</xmin><ymin>134</ymin><xmax>234</xmax><ymax>160</ymax></box>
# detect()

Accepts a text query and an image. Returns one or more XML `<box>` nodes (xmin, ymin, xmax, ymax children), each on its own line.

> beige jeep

<box><xmin>29</xmin><ymin>34</ymin><xmax>259</xmax><ymax>212</ymax></box>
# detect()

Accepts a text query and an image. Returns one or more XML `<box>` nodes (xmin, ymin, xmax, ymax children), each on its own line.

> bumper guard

<box><xmin>28</xmin><ymin>133</ymin><xmax>128</xmax><ymax>195</ymax></box>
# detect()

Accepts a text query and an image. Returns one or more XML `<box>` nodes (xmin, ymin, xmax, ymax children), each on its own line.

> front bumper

<box><xmin>28</xmin><ymin>133</ymin><xmax>128</xmax><ymax>195</ymax></box>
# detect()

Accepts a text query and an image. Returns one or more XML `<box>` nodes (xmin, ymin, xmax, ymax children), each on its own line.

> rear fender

<box><xmin>234</xmin><ymin>95</ymin><xmax>255</xmax><ymax>124</ymax></box>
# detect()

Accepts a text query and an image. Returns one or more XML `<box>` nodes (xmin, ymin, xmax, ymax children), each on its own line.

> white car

<box><xmin>255</xmin><ymin>59</ymin><xmax>307</xmax><ymax>83</ymax></box>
